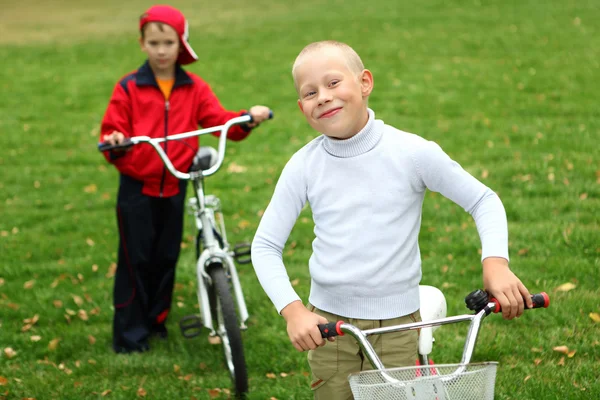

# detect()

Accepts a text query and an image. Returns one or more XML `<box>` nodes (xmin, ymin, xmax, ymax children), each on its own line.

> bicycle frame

<box><xmin>189</xmin><ymin>173</ymin><xmax>249</xmax><ymax>334</ymax></box>
<box><xmin>100</xmin><ymin>115</ymin><xmax>254</xmax><ymax>334</ymax></box>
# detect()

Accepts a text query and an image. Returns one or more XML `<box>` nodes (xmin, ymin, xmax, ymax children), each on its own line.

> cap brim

<box><xmin>178</xmin><ymin>37</ymin><xmax>198</xmax><ymax>65</ymax></box>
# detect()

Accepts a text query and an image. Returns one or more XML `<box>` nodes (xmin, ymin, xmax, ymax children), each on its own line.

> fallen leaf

<box><xmin>208</xmin><ymin>336</ymin><xmax>221</xmax><ymax>345</ymax></box>
<box><xmin>24</xmin><ymin>280</ymin><xmax>35</xmax><ymax>289</ymax></box>
<box><xmin>72</xmin><ymin>295</ymin><xmax>84</xmax><ymax>307</ymax></box>
<box><xmin>266</xmin><ymin>373</ymin><xmax>277</xmax><ymax>379</ymax></box>
<box><xmin>291</xmin><ymin>279</ymin><xmax>300</xmax><ymax>286</ymax></box>
<box><xmin>237</xmin><ymin>220</ymin><xmax>250</xmax><ymax>229</ymax></box>
<box><xmin>280</xmin><ymin>372</ymin><xmax>288</xmax><ymax>377</ymax></box>
<box><xmin>568</xmin><ymin>350</ymin><xmax>577</xmax><ymax>358</ymax></box>
<box><xmin>0</xmin><ymin>376</ymin><xmax>8</xmax><ymax>385</ymax></box>
<box><xmin>198</xmin><ymin>363</ymin><xmax>207</xmax><ymax>370</ymax></box>
<box><xmin>137</xmin><ymin>387</ymin><xmax>147</xmax><ymax>397</ymax></box>
<box><xmin>553</xmin><ymin>345</ymin><xmax>569</xmax><ymax>354</ymax></box>
<box><xmin>227</xmin><ymin>162</ymin><xmax>247</xmax><ymax>173</ymax></box>
<box><xmin>3</xmin><ymin>348</ymin><xmax>17</xmax><ymax>358</ymax></box>
<box><xmin>524</xmin><ymin>375</ymin><xmax>531</xmax><ymax>382</ymax></box>
<box><xmin>53</xmin><ymin>300</ymin><xmax>63</xmax><ymax>308</ymax></box>
<box><xmin>89</xmin><ymin>335</ymin><xmax>96</xmax><ymax>345</ymax></box>
<box><xmin>518</xmin><ymin>248</ymin><xmax>529</xmax><ymax>256</ymax></box>
<box><xmin>557</xmin><ymin>357</ymin><xmax>565</xmax><ymax>366</ymax></box>
<box><xmin>78</xmin><ymin>310</ymin><xmax>89</xmax><ymax>321</ymax></box>
<box><xmin>84</xmin><ymin>184</ymin><xmax>98</xmax><ymax>194</ymax></box>
<box><xmin>101</xmin><ymin>389</ymin><xmax>112</xmax><ymax>396</ymax></box>
<box><xmin>579</xmin><ymin>193</ymin><xmax>588</xmax><ymax>200</ymax></box>
<box><xmin>531</xmin><ymin>347</ymin><xmax>542</xmax><ymax>353</ymax></box>
<box><xmin>74</xmin><ymin>382</ymin><xmax>82</xmax><ymax>388</ymax></box>
<box><xmin>31</xmin><ymin>335</ymin><xmax>42</xmax><ymax>342</ymax></box>
<box><xmin>589</xmin><ymin>313</ymin><xmax>600</xmax><ymax>323</ymax></box>
<box><xmin>106</xmin><ymin>263</ymin><xmax>117</xmax><ymax>279</ymax></box>
<box><xmin>92</xmin><ymin>264</ymin><xmax>99</xmax><ymax>272</ymax></box>
<box><xmin>0</xmin><ymin>278</ymin><xmax>4</xmax><ymax>286</ymax></box>
<box><xmin>208</xmin><ymin>389</ymin><xmax>222</xmax><ymax>398</ymax></box>
<box><xmin>48</xmin><ymin>338</ymin><xmax>60</xmax><ymax>351</ymax></box>
<box><xmin>555</xmin><ymin>282</ymin><xmax>576</xmax><ymax>292</ymax></box>
<box><xmin>88</xmin><ymin>359</ymin><xmax>97</xmax><ymax>364</ymax></box>
<box><xmin>534</xmin><ymin>358</ymin><xmax>542</xmax><ymax>366</ymax></box>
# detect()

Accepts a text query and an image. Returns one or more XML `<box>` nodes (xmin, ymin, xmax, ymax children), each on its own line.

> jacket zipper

<box><xmin>158</xmin><ymin>100</ymin><xmax>169</xmax><ymax>197</ymax></box>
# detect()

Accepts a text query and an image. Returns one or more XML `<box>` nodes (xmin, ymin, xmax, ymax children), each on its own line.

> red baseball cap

<box><xmin>139</xmin><ymin>5</ymin><xmax>198</xmax><ymax>65</ymax></box>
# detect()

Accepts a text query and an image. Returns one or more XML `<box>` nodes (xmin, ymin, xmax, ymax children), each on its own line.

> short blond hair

<box><xmin>292</xmin><ymin>41</ymin><xmax>365</xmax><ymax>90</ymax></box>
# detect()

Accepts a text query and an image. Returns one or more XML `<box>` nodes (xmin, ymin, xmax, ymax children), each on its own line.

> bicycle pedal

<box><xmin>179</xmin><ymin>314</ymin><xmax>203</xmax><ymax>339</ymax></box>
<box><xmin>233</xmin><ymin>242</ymin><xmax>252</xmax><ymax>264</ymax></box>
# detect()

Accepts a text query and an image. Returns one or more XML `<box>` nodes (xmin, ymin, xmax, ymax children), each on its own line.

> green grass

<box><xmin>1</xmin><ymin>0</ymin><xmax>599</xmax><ymax>399</ymax></box>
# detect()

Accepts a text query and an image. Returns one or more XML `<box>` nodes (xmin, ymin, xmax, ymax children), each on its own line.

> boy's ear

<box><xmin>297</xmin><ymin>99</ymin><xmax>304</xmax><ymax>113</ymax></box>
<box><xmin>360</xmin><ymin>69</ymin><xmax>374</xmax><ymax>98</ymax></box>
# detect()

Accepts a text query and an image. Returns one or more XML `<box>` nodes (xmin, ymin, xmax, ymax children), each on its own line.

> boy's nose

<box><xmin>317</xmin><ymin>92</ymin><xmax>332</xmax><ymax>105</ymax></box>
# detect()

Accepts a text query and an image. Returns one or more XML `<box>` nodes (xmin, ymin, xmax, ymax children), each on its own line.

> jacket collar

<box><xmin>136</xmin><ymin>60</ymin><xmax>194</xmax><ymax>88</ymax></box>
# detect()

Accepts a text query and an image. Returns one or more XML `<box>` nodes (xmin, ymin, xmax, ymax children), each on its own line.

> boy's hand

<box><xmin>246</xmin><ymin>105</ymin><xmax>271</xmax><ymax>128</ymax></box>
<box><xmin>482</xmin><ymin>257</ymin><xmax>532</xmax><ymax>320</ymax></box>
<box><xmin>102</xmin><ymin>131</ymin><xmax>130</xmax><ymax>151</ymax></box>
<box><xmin>281</xmin><ymin>301</ymin><xmax>332</xmax><ymax>352</ymax></box>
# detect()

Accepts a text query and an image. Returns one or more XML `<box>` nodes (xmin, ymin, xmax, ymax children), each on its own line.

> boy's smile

<box><xmin>294</xmin><ymin>47</ymin><xmax>373</xmax><ymax>139</ymax></box>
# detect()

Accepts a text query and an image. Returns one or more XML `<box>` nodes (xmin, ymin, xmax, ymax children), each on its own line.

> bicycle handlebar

<box><xmin>97</xmin><ymin>111</ymin><xmax>273</xmax><ymax>179</ymax></box>
<box><xmin>318</xmin><ymin>290</ymin><xmax>550</xmax><ymax>339</ymax></box>
<box><xmin>489</xmin><ymin>292</ymin><xmax>550</xmax><ymax>313</ymax></box>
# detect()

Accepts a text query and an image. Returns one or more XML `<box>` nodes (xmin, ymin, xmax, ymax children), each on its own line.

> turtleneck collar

<box><xmin>322</xmin><ymin>109</ymin><xmax>381</xmax><ymax>158</ymax></box>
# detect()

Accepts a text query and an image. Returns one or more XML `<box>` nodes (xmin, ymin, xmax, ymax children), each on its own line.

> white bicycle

<box><xmin>99</xmin><ymin>112</ymin><xmax>272</xmax><ymax>397</ymax></box>
<box><xmin>318</xmin><ymin>286</ymin><xmax>550</xmax><ymax>400</ymax></box>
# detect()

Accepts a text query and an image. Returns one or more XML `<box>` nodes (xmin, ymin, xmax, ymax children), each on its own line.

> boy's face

<box><xmin>140</xmin><ymin>23</ymin><xmax>180</xmax><ymax>75</ymax></box>
<box><xmin>295</xmin><ymin>48</ymin><xmax>373</xmax><ymax>139</ymax></box>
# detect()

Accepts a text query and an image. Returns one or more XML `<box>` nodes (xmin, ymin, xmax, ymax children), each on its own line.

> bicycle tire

<box><xmin>207</xmin><ymin>263</ymin><xmax>248</xmax><ymax>396</ymax></box>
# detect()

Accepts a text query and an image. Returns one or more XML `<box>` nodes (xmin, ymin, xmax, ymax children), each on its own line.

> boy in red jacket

<box><xmin>100</xmin><ymin>5</ymin><xmax>271</xmax><ymax>353</ymax></box>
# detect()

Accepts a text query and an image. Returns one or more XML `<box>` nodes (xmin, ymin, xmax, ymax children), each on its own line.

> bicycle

<box><xmin>98</xmin><ymin>113</ymin><xmax>272</xmax><ymax>397</ymax></box>
<box><xmin>318</xmin><ymin>285</ymin><xmax>550</xmax><ymax>399</ymax></box>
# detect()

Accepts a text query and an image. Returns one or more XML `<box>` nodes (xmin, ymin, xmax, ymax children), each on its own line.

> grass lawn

<box><xmin>1</xmin><ymin>0</ymin><xmax>599</xmax><ymax>399</ymax></box>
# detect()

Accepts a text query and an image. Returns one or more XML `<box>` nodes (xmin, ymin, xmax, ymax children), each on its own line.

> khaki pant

<box><xmin>307</xmin><ymin>303</ymin><xmax>421</xmax><ymax>400</ymax></box>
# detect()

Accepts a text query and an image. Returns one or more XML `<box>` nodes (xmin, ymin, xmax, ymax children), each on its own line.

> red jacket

<box><xmin>100</xmin><ymin>61</ymin><xmax>251</xmax><ymax>197</ymax></box>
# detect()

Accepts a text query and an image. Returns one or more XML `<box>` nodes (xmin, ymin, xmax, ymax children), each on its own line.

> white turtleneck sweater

<box><xmin>251</xmin><ymin>109</ymin><xmax>508</xmax><ymax>319</ymax></box>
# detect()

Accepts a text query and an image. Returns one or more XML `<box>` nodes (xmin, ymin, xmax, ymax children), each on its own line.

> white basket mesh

<box><xmin>348</xmin><ymin>362</ymin><xmax>497</xmax><ymax>400</ymax></box>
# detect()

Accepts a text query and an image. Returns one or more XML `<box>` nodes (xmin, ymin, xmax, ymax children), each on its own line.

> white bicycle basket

<box><xmin>348</xmin><ymin>362</ymin><xmax>497</xmax><ymax>400</ymax></box>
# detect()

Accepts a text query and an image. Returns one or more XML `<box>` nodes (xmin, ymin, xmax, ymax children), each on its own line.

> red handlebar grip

<box><xmin>491</xmin><ymin>292</ymin><xmax>550</xmax><ymax>313</ymax></box>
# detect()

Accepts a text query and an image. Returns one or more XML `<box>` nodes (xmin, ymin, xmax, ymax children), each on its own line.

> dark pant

<box><xmin>112</xmin><ymin>175</ymin><xmax>187</xmax><ymax>353</ymax></box>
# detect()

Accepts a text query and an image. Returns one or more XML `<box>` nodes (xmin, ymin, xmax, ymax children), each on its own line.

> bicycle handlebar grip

<box><xmin>491</xmin><ymin>292</ymin><xmax>550</xmax><ymax>313</ymax></box>
<box><xmin>98</xmin><ymin>139</ymin><xmax>134</xmax><ymax>152</ymax></box>
<box><xmin>318</xmin><ymin>321</ymin><xmax>344</xmax><ymax>338</ymax></box>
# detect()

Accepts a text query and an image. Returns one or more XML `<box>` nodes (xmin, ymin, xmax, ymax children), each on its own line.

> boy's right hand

<box><xmin>281</xmin><ymin>301</ymin><xmax>333</xmax><ymax>352</ymax></box>
<box><xmin>102</xmin><ymin>131</ymin><xmax>129</xmax><ymax>151</ymax></box>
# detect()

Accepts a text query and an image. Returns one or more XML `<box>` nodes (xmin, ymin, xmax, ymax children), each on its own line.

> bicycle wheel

<box><xmin>207</xmin><ymin>263</ymin><xmax>248</xmax><ymax>396</ymax></box>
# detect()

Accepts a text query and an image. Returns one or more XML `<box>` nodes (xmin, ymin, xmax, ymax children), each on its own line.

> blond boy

<box><xmin>252</xmin><ymin>41</ymin><xmax>531</xmax><ymax>398</ymax></box>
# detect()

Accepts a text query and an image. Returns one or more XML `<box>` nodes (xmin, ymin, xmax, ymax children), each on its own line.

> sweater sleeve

<box><xmin>251</xmin><ymin>153</ymin><xmax>308</xmax><ymax>313</ymax></box>
<box><xmin>100</xmin><ymin>82</ymin><xmax>133</xmax><ymax>169</ymax></box>
<box><xmin>412</xmin><ymin>140</ymin><xmax>509</xmax><ymax>261</ymax></box>
<box><xmin>195</xmin><ymin>80</ymin><xmax>250</xmax><ymax>141</ymax></box>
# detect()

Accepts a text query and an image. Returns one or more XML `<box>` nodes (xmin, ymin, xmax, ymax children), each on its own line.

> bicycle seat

<box><xmin>418</xmin><ymin>285</ymin><xmax>447</xmax><ymax>357</ymax></box>
<box><xmin>190</xmin><ymin>146</ymin><xmax>218</xmax><ymax>172</ymax></box>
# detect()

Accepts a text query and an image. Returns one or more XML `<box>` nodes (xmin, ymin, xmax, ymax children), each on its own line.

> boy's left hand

<box><xmin>482</xmin><ymin>257</ymin><xmax>532</xmax><ymax>320</ymax></box>
<box><xmin>246</xmin><ymin>105</ymin><xmax>272</xmax><ymax>128</ymax></box>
